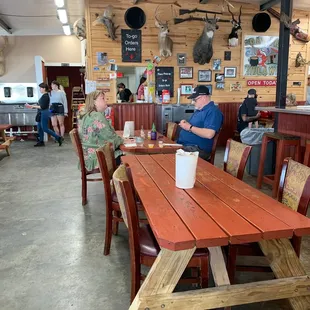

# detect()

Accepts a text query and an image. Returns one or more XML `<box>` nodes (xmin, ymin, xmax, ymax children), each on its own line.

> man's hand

<box><xmin>256</xmin><ymin>112</ymin><xmax>261</xmax><ymax>119</ymax></box>
<box><xmin>179</xmin><ymin>119</ymin><xmax>191</xmax><ymax>131</ymax></box>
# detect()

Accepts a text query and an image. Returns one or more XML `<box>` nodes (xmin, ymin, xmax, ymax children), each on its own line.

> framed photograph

<box><xmin>198</xmin><ymin>84</ymin><xmax>212</xmax><ymax>95</ymax></box>
<box><xmin>213</xmin><ymin>59</ymin><xmax>221</xmax><ymax>71</ymax></box>
<box><xmin>180</xmin><ymin>84</ymin><xmax>193</xmax><ymax>96</ymax></box>
<box><xmin>230</xmin><ymin>82</ymin><xmax>242</xmax><ymax>92</ymax></box>
<box><xmin>215</xmin><ymin>73</ymin><xmax>225</xmax><ymax>82</ymax></box>
<box><xmin>216</xmin><ymin>82</ymin><xmax>225</xmax><ymax>90</ymax></box>
<box><xmin>198</xmin><ymin>70</ymin><xmax>212</xmax><ymax>82</ymax></box>
<box><xmin>224</xmin><ymin>67</ymin><xmax>237</xmax><ymax>78</ymax></box>
<box><xmin>177</xmin><ymin>53</ymin><xmax>187</xmax><ymax>66</ymax></box>
<box><xmin>179</xmin><ymin>67</ymin><xmax>193</xmax><ymax>79</ymax></box>
<box><xmin>224</xmin><ymin>51</ymin><xmax>231</xmax><ymax>61</ymax></box>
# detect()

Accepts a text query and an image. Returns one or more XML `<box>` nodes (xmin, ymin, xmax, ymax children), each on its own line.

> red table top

<box><xmin>117</xmin><ymin>130</ymin><xmax>182</xmax><ymax>154</ymax></box>
<box><xmin>0</xmin><ymin>124</ymin><xmax>12</xmax><ymax>130</ymax></box>
<box><xmin>122</xmin><ymin>154</ymin><xmax>310</xmax><ymax>251</ymax></box>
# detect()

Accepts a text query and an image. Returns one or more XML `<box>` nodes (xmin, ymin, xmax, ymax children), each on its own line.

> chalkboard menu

<box><xmin>121</xmin><ymin>29</ymin><xmax>141</xmax><ymax>63</ymax></box>
<box><xmin>155</xmin><ymin>67</ymin><xmax>174</xmax><ymax>97</ymax></box>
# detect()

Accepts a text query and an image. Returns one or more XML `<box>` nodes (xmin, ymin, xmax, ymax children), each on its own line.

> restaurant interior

<box><xmin>1</xmin><ymin>0</ymin><xmax>310</xmax><ymax>309</ymax></box>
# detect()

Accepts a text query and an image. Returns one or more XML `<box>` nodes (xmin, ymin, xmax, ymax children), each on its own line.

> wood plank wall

<box><xmin>85</xmin><ymin>0</ymin><xmax>310</xmax><ymax>104</ymax></box>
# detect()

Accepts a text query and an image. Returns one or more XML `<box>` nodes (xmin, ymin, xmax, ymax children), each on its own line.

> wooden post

<box><xmin>274</xmin><ymin>0</ymin><xmax>293</xmax><ymax>130</ymax></box>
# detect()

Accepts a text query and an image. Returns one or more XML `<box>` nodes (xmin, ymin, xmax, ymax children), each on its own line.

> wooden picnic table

<box><xmin>116</xmin><ymin>130</ymin><xmax>182</xmax><ymax>154</ymax></box>
<box><xmin>122</xmin><ymin>154</ymin><xmax>310</xmax><ymax>310</ymax></box>
<box><xmin>0</xmin><ymin>124</ymin><xmax>14</xmax><ymax>156</ymax></box>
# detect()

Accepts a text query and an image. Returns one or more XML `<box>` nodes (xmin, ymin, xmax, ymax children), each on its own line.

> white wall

<box><xmin>0</xmin><ymin>36</ymin><xmax>82</xmax><ymax>83</ymax></box>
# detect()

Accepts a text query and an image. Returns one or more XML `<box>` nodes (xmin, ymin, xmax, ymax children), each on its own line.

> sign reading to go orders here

<box><xmin>121</xmin><ymin>29</ymin><xmax>142</xmax><ymax>63</ymax></box>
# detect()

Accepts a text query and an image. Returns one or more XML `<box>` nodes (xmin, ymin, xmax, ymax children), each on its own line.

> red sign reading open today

<box><xmin>247</xmin><ymin>80</ymin><xmax>277</xmax><ymax>87</ymax></box>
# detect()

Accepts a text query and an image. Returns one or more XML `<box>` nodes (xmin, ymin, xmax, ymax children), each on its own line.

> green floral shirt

<box><xmin>78</xmin><ymin>111</ymin><xmax>123</xmax><ymax>171</ymax></box>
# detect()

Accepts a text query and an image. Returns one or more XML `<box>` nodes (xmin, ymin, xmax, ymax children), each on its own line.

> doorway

<box><xmin>46</xmin><ymin>66</ymin><xmax>85</xmax><ymax>132</ymax></box>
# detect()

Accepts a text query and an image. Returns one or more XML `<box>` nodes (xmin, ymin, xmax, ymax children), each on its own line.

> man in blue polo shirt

<box><xmin>177</xmin><ymin>85</ymin><xmax>223</xmax><ymax>160</ymax></box>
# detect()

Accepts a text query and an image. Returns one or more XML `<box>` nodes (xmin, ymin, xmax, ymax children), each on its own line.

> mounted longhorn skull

<box><xmin>193</xmin><ymin>15</ymin><xmax>219</xmax><ymax>65</ymax></box>
<box><xmin>73</xmin><ymin>18</ymin><xmax>86</xmax><ymax>41</ymax></box>
<box><xmin>155</xmin><ymin>6</ymin><xmax>173</xmax><ymax>58</ymax></box>
<box><xmin>0</xmin><ymin>36</ymin><xmax>8</xmax><ymax>77</ymax></box>
<box><xmin>228</xmin><ymin>5</ymin><xmax>242</xmax><ymax>47</ymax></box>
<box><xmin>93</xmin><ymin>5</ymin><xmax>119</xmax><ymax>41</ymax></box>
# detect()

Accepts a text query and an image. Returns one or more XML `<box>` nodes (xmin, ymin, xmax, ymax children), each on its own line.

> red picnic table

<box><xmin>122</xmin><ymin>154</ymin><xmax>310</xmax><ymax>310</ymax></box>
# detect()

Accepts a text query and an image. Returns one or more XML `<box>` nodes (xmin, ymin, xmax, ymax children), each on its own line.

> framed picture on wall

<box><xmin>198</xmin><ymin>84</ymin><xmax>212</xmax><ymax>95</ymax></box>
<box><xmin>215</xmin><ymin>73</ymin><xmax>225</xmax><ymax>82</ymax></box>
<box><xmin>216</xmin><ymin>82</ymin><xmax>225</xmax><ymax>90</ymax></box>
<box><xmin>213</xmin><ymin>59</ymin><xmax>221</xmax><ymax>71</ymax></box>
<box><xmin>180</xmin><ymin>84</ymin><xmax>193</xmax><ymax>96</ymax></box>
<box><xmin>179</xmin><ymin>67</ymin><xmax>193</xmax><ymax>79</ymax></box>
<box><xmin>198</xmin><ymin>70</ymin><xmax>212</xmax><ymax>82</ymax></box>
<box><xmin>177</xmin><ymin>53</ymin><xmax>187</xmax><ymax>66</ymax></box>
<box><xmin>224</xmin><ymin>67</ymin><xmax>237</xmax><ymax>78</ymax></box>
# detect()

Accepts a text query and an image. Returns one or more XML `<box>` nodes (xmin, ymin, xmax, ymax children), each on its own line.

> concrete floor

<box><xmin>0</xmin><ymin>139</ymin><xmax>309</xmax><ymax>310</ymax></box>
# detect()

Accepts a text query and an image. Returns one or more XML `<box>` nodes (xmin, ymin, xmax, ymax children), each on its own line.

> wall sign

<box><xmin>247</xmin><ymin>80</ymin><xmax>276</xmax><ymax>86</ymax></box>
<box><xmin>56</xmin><ymin>76</ymin><xmax>69</xmax><ymax>87</ymax></box>
<box><xmin>155</xmin><ymin>67</ymin><xmax>174</xmax><ymax>97</ymax></box>
<box><xmin>243</xmin><ymin>35</ymin><xmax>279</xmax><ymax>76</ymax></box>
<box><xmin>121</xmin><ymin>29</ymin><xmax>141</xmax><ymax>63</ymax></box>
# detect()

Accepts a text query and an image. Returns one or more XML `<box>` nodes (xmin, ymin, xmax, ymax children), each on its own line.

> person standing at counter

<box><xmin>136</xmin><ymin>77</ymin><xmax>147</xmax><ymax>100</ymax></box>
<box><xmin>78</xmin><ymin>90</ymin><xmax>123</xmax><ymax>169</ymax></box>
<box><xmin>50</xmin><ymin>80</ymin><xmax>68</xmax><ymax>139</ymax></box>
<box><xmin>25</xmin><ymin>83</ymin><xmax>62</xmax><ymax>147</ymax></box>
<box><xmin>177</xmin><ymin>85</ymin><xmax>223</xmax><ymax>161</ymax></box>
<box><xmin>117</xmin><ymin>83</ymin><xmax>133</xmax><ymax>102</ymax></box>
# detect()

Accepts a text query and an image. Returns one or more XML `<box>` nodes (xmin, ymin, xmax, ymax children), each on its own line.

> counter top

<box><xmin>256</xmin><ymin>106</ymin><xmax>310</xmax><ymax>116</ymax></box>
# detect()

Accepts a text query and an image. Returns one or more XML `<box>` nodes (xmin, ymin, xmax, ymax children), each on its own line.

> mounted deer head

<box><xmin>93</xmin><ymin>5</ymin><xmax>119</xmax><ymax>41</ymax></box>
<box><xmin>155</xmin><ymin>6</ymin><xmax>173</xmax><ymax>58</ymax></box>
<box><xmin>193</xmin><ymin>15</ymin><xmax>219</xmax><ymax>65</ymax></box>
<box><xmin>0</xmin><ymin>36</ymin><xmax>8</xmax><ymax>77</ymax></box>
<box><xmin>228</xmin><ymin>5</ymin><xmax>242</xmax><ymax>47</ymax></box>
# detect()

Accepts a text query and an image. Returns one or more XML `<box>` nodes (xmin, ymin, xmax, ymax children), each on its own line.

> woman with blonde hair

<box><xmin>78</xmin><ymin>90</ymin><xmax>123</xmax><ymax>170</ymax></box>
<box><xmin>286</xmin><ymin>93</ymin><xmax>297</xmax><ymax>106</ymax></box>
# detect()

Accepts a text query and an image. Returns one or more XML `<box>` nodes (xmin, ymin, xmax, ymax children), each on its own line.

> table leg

<box><xmin>0</xmin><ymin>129</ymin><xmax>6</xmax><ymax>142</ymax></box>
<box><xmin>129</xmin><ymin>247</ymin><xmax>196</xmax><ymax>310</ymax></box>
<box><xmin>259</xmin><ymin>238</ymin><xmax>310</xmax><ymax>309</ymax></box>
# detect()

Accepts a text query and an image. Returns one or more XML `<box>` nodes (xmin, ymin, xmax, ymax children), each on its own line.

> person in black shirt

<box><xmin>25</xmin><ymin>83</ymin><xmax>62</xmax><ymax>147</ymax></box>
<box><xmin>237</xmin><ymin>89</ymin><xmax>261</xmax><ymax>133</ymax></box>
<box><xmin>117</xmin><ymin>83</ymin><xmax>133</xmax><ymax>102</ymax></box>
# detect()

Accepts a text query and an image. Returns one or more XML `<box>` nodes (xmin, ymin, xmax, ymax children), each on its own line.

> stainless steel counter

<box><xmin>256</xmin><ymin>106</ymin><xmax>310</xmax><ymax>116</ymax></box>
<box><xmin>0</xmin><ymin>103</ymin><xmax>37</xmax><ymax>126</ymax></box>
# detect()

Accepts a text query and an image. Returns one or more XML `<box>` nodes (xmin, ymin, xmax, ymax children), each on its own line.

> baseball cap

<box><xmin>248</xmin><ymin>89</ymin><xmax>257</xmax><ymax>95</ymax></box>
<box><xmin>187</xmin><ymin>85</ymin><xmax>210</xmax><ymax>99</ymax></box>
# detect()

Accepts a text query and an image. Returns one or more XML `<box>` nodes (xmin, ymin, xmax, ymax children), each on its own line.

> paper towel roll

<box><xmin>123</xmin><ymin>121</ymin><xmax>135</xmax><ymax>138</ymax></box>
<box><xmin>175</xmin><ymin>150</ymin><xmax>199</xmax><ymax>189</ymax></box>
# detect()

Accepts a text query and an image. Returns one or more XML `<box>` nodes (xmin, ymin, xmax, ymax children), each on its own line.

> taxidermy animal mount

<box><xmin>0</xmin><ymin>36</ymin><xmax>8</xmax><ymax>77</ymax></box>
<box><xmin>267</xmin><ymin>8</ymin><xmax>310</xmax><ymax>42</ymax></box>
<box><xmin>193</xmin><ymin>15</ymin><xmax>219</xmax><ymax>65</ymax></box>
<box><xmin>295</xmin><ymin>52</ymin><xmax>310</xmax><ymax>67</ymax></box>
<box><xmin>73</xmin><ymin>18</ymin><xmax>86</xmax><ymax>41</ymax></box>
<box><xmin>93</xmin><ymin>5</ymin><xmax>118</xmax><ymax>41</ymax></box>
<box><xmin>228</xmin><ymin>5</ymin><xmax>242</xmax><ymax>47</ymax></box>
<box><xmin>155</xmin><ymin>6</ymin><xmax>173</xmax><ymax>58</ymax></box>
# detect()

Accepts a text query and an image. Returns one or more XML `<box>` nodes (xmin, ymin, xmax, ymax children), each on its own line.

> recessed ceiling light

<box><xmin>63</xmin><ymin>24</ymin><xmax>71</xmax><ymax>36</ymax></box>
<box><xmin>57</xmin><ymin>9</ymin><xmax>68</xmax><ymax>24</ymax></box>
<box><xmin>55</xmin><ymin>0</ymin><xmax>65</xmax><ymax>8</ymax></box>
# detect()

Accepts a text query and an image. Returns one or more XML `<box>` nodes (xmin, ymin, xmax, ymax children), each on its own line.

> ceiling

<box><xmin>236</xmin><ymin>0</ymin><xmax>310</xmax><ymax>10</ymax></box>
<box><xmin>0</xmin><ymin>0</ymin><xmax>84</xmax><ymax>36</ymax></box>
<box><xmin>0</xmin><ymin>0</ymin><xmax>309</xmax><ymax>36</ymax></box>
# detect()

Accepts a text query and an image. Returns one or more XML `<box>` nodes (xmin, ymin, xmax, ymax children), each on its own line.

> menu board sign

<box><xmin>155</xmin><ymin>67</ymin><xmax>174</xmax><ymax>97</ymax></box>
<box><xmin>121</xmin><ymin>29</ymin><xmax>141</xmax><ymax>63</ymax></box>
